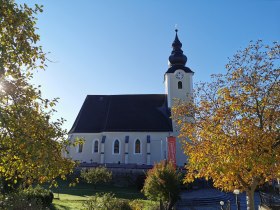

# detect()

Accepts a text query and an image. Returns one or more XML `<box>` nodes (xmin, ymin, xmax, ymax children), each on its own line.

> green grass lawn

<box><xmin>51</xmin><ymin>195</ymin><xmax>157</xmax><ymax>210</ymax></box>
<box><xmin>51</xmin><ymin>181</ymin><xmax>144</xmax><ymax>199</ymax></box>
<box><xmin>47</xmin><ymin>180</ymin><xmax>147</xmax><ymax>209</ymax></box>
<box><xmin>52</xmin><ymin>198</ymin><xmax>84</xmax><ymax>210</ymax></box>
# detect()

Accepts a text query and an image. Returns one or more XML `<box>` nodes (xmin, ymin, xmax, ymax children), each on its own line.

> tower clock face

<box><xmin>175</xmin><ymin>71</ymin><xmax>184</xmax><ymax>80</ymax></box>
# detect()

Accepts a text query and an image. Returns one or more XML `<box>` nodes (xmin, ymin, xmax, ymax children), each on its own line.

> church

<box><xmin>67</xmin><ymin>30</ymin><xmax>194</xmax><ymax>167</ymax></box>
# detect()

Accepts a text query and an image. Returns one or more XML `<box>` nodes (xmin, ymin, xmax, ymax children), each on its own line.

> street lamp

<box><xmin>233</xmin><ymin>189</ymin><xmax>240</xmax><ymax>210</ymax></box>
<box><xmin>220</xmin><ymin>201</ymin><xmax>224</xmax><ymax>210</ymax></box>
<box><xmin>220</xmin><ymin>200</ymin><xmax>231</xmax><ymax>210</ymax></box>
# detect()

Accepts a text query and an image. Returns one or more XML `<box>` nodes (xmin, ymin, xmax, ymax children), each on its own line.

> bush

<box><xmin>129</xmin><ymin>199</ymin><xmax>159</xmax><ymax>210</ymax></box>
<box><xmin>0</xmin><ymin>193</ymin><xmax>43</xmax><ymax>210</ymax></box>
<box><xmin>83</xmin><ymin>192</ymin><xmax>131</xmax><ymax>210</ymax></box>
<box><xmin>81</xmin><ymin>167</ymin><xmax>112</xmax><ymax>187</ymax></box>
<box><xmin>21</xmin><ymin>185</ymin><xmax>54</xmax><ymax>207</ymax></box>
<box><xmin>142</xmin><ymin>161</ymin><xmax>182</xmax><ymax>210</ymax></box>
<box><xmin>129</xmin><ymin>200</ymin><xmax>144</xmax><ymax>210</ymax></box>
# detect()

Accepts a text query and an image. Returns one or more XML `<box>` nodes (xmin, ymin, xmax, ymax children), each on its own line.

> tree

<box><xmin>0</xmin><ymin>0</ymin><xmax>75</xmax><ymax>190</ymax></box>
<box><xmin>172</xmin><ymin>40</ymin><xmax>280</xmax><ymax>210</ymax></box>
<box><xmin>80</xmin><ymin>167</ymin><xmax>112</xmax><ymax>188</ymax></box>
<box><xmin>142</xmin><ymin>160</ymin><xmax>181</xmax><ymax>210</ymax></box>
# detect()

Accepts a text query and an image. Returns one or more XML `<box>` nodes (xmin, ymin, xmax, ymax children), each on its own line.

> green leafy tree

<box><xmin>173</xmin><ymin>40</ymin><xmax>280</xmax><ymax>210</ymax></box>
<box><xmin>0</xmin><ymin>0</ymin><xmax>75</xmax><ymax>190</ymax></box>
<box><xmin>142</xmin><ymin>161</ymin><xmax>181</xmax><ymax>210</ymax></box>
<box><xmin>81</xmin><ymin>167</ymin><xmax>112</xmax><ymax>188</ymax></box>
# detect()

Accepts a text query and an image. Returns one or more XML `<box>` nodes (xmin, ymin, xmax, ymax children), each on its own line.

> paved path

<box><xmin>178</xmin><ymin>207</ymin><xmax>220</xmax><ymax>210</ymax></box>
<box><xmin>180</xmin><ymin>189</ymin><xmax>227</xmax><ymax>199</ymax></box>
<box><xmin>177</xmin><ymin>188</ymin><xmax>261</xmax><ymax>210</ymax></box>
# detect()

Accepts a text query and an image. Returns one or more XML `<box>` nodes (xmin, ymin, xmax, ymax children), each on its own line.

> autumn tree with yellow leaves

<box><xmin>0</xmin><ymin>0</ymin><xmax>75</xmax><ymax>191</ymax></box>
<box><xmin>173</xmin><ymin>40</ymin><xmax>280</xmax><ymax>210</ymax></box>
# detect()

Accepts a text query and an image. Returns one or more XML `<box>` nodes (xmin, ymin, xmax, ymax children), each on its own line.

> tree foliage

<box><xmin>142</xmin><ymin>160</ymin><xmax>181</xmax><ymax>210</ymax></box>
<box><xmin>81</xmin><ymin>167</ymin><xmax>112</xmax><ymax>187</ymax></box>
<box><xmin>172</xmin><ymin>40</ymin><xmax>280</xmax><ymax>210</ymax></box>
<box><xmin>0</xmin><ymin>0</ymin><xmax>75</xmax><ymax>189</ymax></box>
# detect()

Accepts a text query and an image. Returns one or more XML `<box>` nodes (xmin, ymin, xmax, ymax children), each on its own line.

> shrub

<box><xmin>0</xmin><ymin>193</ymin><xmax>43</xmax><ymax>210</ymax></box>
<box><xmin>83</xmin><ymin>192</ymin><xmax>131</xmax><ymax>210</ymax></box>
<box><xmin>81</xmin><ymin>167</ymin><xmax>112</xmax><ymax>187</ymax></box>
<box><xmin>21</xmin><ymin>185</ymin><xmax>54</xmax><ymax>207</ymax></box>
<box><xmin>129</xmin><ymin>200</ymin><xmax>144</xmax><ymax>210</ymax></box>
<box><xmin>129</xmin><ymin>199</ymin><xmax>159</xmax><ymax>210</ymax></box>
<box><xmin>142</xmin><ymin>160</ymin><xmax>182</xmax><ymax>210</ymax></box>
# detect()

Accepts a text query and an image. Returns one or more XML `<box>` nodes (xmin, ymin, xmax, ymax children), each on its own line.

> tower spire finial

<box><xmin>175</xmin><ymin>24</ymin><xmax>178</xmax><ymax>33</ymax></box>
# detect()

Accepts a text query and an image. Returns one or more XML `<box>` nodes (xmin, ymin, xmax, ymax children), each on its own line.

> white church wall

<box><xmin>150</xmin><ymin>138</ymin><xmax>167</xmax><ymax>165</ymax></box>
<box><xmin>127</xmin><ymin>136</ymin><xmax>146</xmax><ymax>165</ymax></box>
<box><xmin>103</xmin><ymin>132</ymin><xmax>123</xmax><ymax>164</ymax></box>
<box><xmin>67</xmin><ymin>132</ymin><xmax>187</xmax><ymax>165</ymax></box>
<box><xmin>67</xmin><ymin>133</ymin><xmax>102</xmax><ymax>163</ymax></box>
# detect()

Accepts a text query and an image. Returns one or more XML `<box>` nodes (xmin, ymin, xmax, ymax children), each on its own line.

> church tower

<box><xmin>165</xmin><ymin>29</ymin><xmax>194</xmax><ymax>109</ymax></box>
<box><xmin>165</xmin><ymin>30</ymin><xmax>194</xmax><ymax>166</ymax></box>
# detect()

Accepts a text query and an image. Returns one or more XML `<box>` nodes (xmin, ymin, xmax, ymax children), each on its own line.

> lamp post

<box><xmin>220</xmin><ymin>201</ymin><xmax>225</xmax><ymax>210</ymax></box>
<box><xmin>233</xmin><ymin>189</ymin><xmax>240</xmax><ymax>210</ymax></box>
<box><xmin>220</xmin><ymin>200</ymin><xmax>231</xmax><ymax>210</ymax></box>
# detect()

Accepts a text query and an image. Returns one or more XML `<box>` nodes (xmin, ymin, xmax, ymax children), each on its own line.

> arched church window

<box><xmin>178</xmin><ymin>81</ymin><xmax>182</xmax><ymax>89</ymax></box>
<box><xmin>113</xmin><ymin>139</ymin><xmax>120</xmax><ymax>154</ymax></box>
<box><xmin>135</xmin><ymin>139</ymin><xmax>141</xmax><ymax>154</ymax></box>
<box><xmin>78</xmin><ymin>143</ymin><xmax>83</xmax><ymax>153</ymax></box>
<box><xmin>93</xmin><ymin>140</ymin><xmax>99</xmax><ymax>153</ymax></box>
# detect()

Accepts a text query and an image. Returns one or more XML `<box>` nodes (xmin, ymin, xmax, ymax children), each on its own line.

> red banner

<box><xmin>167</xmin><ymin>136</ymin><xmax>176</xmax><ymax>167</ymax></box>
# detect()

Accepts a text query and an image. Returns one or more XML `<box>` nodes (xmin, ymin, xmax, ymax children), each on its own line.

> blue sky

<box><xmin>17</xmin><ymin>0</ymin><xmax>280</xmax><ymax>131</ymax></box>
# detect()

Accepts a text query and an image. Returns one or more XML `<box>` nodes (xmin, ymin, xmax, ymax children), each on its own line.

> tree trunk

<box><xmin>167</xmin><ymin>201</ymin><xmax>174</xmax><ymax>210</ymax></box>
<box><xmin>167</xmin><ymin>193</ymin><xmax>175</xmax><ymax>210</ymax></box>
<box><xmin>159</xmin><ymin>199</ymin><xmax>164</xmax><ymax>210</ymax></box>
<box><xmin>246</xmin><ymin>190</ymin><xmax>255</xmax><ymax>210</ymax></box>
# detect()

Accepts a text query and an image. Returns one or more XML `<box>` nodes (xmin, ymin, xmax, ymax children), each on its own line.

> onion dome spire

<box><xmin>168</xmin><ymin>29</ymin><xmax>187</xmax><ymax>67</ymax></box>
